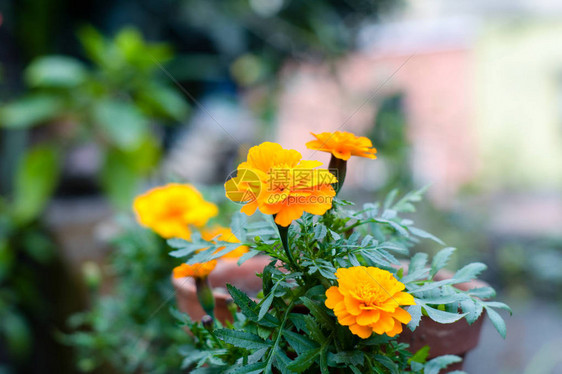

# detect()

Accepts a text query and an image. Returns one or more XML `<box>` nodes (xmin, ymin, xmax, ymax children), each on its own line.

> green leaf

<box><xmin>137</xmin><ymin>83</ymin><xmax>189</xmax><ymax>121</ymax></box>
<box><xmin>483</xmin><ymin>301</ymin><xmax>512</xmax><ymax>314</ymax></box>
<box><xmin>283</xmin><ymin>330</ymin><xmax>318</xmax><ymax>355</ymax></box>
<box><xmin>94</xmin><ymin>100</ymin><xmax>149</xmax><ymax>150</ymax></box>
<box><xmin>328</xmin><ymin>351</ymin><xmax>364</xmax><ymax>366</ymax></box>
<box><xmin>227</xmin><ymin>284</ymin><xmax>279</xmax><ymax>327</ymax></box>
<box><xmin>12</xmin><ymin>145</ymin><xmax>61</xmax><ymax>224</ymax></box>
<box><xmin>409</xmin><ymin>252</ymin><xmax>428</xmax><ymax>273</ymax></box>
<box><xmin>421</xmin><ymin>303</ymin><xmax>466</xmax><ymax>324</ymax></box>
<box><xmin>383</xmin><ymin>189</ymin><xmax>399</xmax><ymax>210</ymax></box>
<box><xmin>378</xmin><ymin>241</ymin><xmax>409</xmax><ymax>255</ymax></box>
<box><xmin>214</xmin><ymin>329</ymin><xmax>272</xmax><ymax>350</ymax></box>
<box><xmin>374</xmin><ymin>354</ymin><xmax>399</xmax><ymax>374</ymax></box>
<box><xmin>460</xmin><ymin>299</ymin><xmax>484</xmax><ymax>325</ymax></box>
<box><xmin>0</xmin><ymin>95</ymin><xmax>63</xmax><ymax>129</ymax></box>
<box><xmin>299</xmin><ymin>297</ymin><xmax>333</xmax><ymax>330</ymax></box>
<box><xmin>225</xmin><ymin>362</ymin><xmax>266</xmax><ymax>374</ymax></box>
<box><xmin>167</xmin><ymin>238</ymin><xmax>192</xmax><ymax>249</ymax></box>
<box><xmin>273</xmin><ymin>350</ymin><xmax>292</xmax><ymax>374</ymax></box>
<box><xmin>425</xmin><ymin>355</ymin><xmax>462</xmax><ymax>374</ymax></box>
<box><xmin>407</xmin><ymin>305</ymin><xmax>422</xmax><ymax>331</ymax></box>
<box><xmin>100</xmin><ymin>148</ymin><xmax>141</xmax><ymax>210</ymax></box>
<box><xmin>25</xmin><ymin>55</ymin><xmax>88</xmax><ymax>87</ymax></box>
<box><xmin>286</xmin><ymin>348</ymin><xmax>320</xmax><ymax>372</ymax></box>
<box><xmin>258</xmin><ymin>292</ymin><xmax>275</xmax><ymax>321</ymax></box>
<box><xmin>484</xmin><ymin>306</ymin><xmax>507</xmax><ymax>339</ymax></box>
<box><xmin>408</xmin><ymin>227</ymin><xmax>444</xmax><ymax>245</ymax></box>
<box><xmin>467</xmin><ymin>287</ymin><xmax>496</xmax><ymax>299</ymax></box>
<box><xmin>409</xmin><ymin>345</ymin><xmax>430</xmax><ymax>364</ymax></box>
<box><xmin>430</xmin><ymin>247</ymin><xmax>456</xmax><ymax>277</ymax></box>
<box><xmin>231</xmin><ymin>212</ymin><xmax>248</xmax><ymax>242</ymax></box>
<box><xmin>453</xmin><ymin>263</ymin><xmax>487</xmax><ymax>283</ymax></box>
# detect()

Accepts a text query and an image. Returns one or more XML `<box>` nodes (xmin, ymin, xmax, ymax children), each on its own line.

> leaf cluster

<box><xmin>170</xmin><ymin>188</ymin><xmax>511</xmax><ymax>373</ymax></box>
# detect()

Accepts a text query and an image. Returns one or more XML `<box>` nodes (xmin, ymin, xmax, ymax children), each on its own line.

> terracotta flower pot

<box><xmin>398</xmin><ymin>268</ymin><xmax>488</xmax><ymax>372</ymax></box>
<box><xmin>173</xmin><ymin>256</ymin><xmax>272</xmax><ymax>323</ymax></box>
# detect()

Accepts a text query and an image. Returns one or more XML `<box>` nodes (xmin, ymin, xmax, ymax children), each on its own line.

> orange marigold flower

<box><xmin>173</xmin><ymin>261</ymin><xmax>217</xmax><ymax>279</ymax></box>
<box><xmin>306</xmin><ymin>131</ymin><xmax>377</xmax><ymax>160</ymax></box>
<box><xmin>133</xmin><ymin>183</ymin><xmax>218</xmax><ymax>240</ymax></box>
<box><xmin>325</xmin><ymin>266</ymin><xmax>415</xmax><ymax>339</ymax></box>
<box><xmin>202</xmin><ymin>226</ymin><xmax>249</xmax><ymax>259</ymax></box>
<box><xmin>225</xmin><ymin>142</ymin><xmax>337</xmax><ymax>227</ymax></box>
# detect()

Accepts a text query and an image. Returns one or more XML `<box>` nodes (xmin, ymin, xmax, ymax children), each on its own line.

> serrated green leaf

<box><xmin>378</xmin><ymin>241</ymin><xmax>409</xmax><ymax>255</ymax></box>
<box><xmin>215</xmin><ymin>329</ymin><xmax>272</xmax><ymax>350</ymax></box>
<box><xmin>328</xmin><ymin>351</ymin><xmax>364</xmax><ymax>366</ymax></box>
<box><xmin>460</xmin><ymin>299</ymin><xmax>483</xmax><ymax>325</ymax></box>
<box><xmin>225</xmin><ymin>361</ymin><xmax>267</xmax><ymax>374</ymax></box>
<box><xmin>283</xmin><ymin>330</ymin><xmax>318</xmax><ymax>355</ymax></box>
<box><xmin>421</xmin><ymin>304</ymin><xmax>466</xmax><ymax>324</ymax></box>
<box><xmin>430</xmin><ymin>247</ymin><xmax>456</xmax><ymax>277</ymax></box>
<box><xmin>231</xmin><ymin>212</ymin><xmax>248</xmax><ymax>242</ymax></box>
<box><xmin>409</xmin><ymin>252</ymin><xmax>428</xmax><ymax>273</ymax></box>
<box><xmin>286</xmin><ymin>348</ymin><xmax>320</xmax><ymax>372</ymax></box>
<box><xmin>300</xmin><ymin>297</ymin><xmax>333</xmax><ymax>330</ymax></box>
<box><xmin>483</xmin><ymin>301</ymin><xmax>512</xmax><ymax>314</ymax></box>
<box><xmin>407</xmin><ymin>305</ymin><xmax>423</xmax><ymax>331</ymax></box>
<box><xmin>484</xmin><ymin>306</ymin><xmax>507</xmax><ymax>338</ymax></box>
<box><xmin>167</xmin><ymin>238</ymin><xmax>192</xmax><ymax>249</ymax></box>
<box><xmin>227</xmin><ymin>284</ymin><xmax>279</xmax><ymax>327</ymax></box>
<box><xmin>259</xmin><ymin>292</ymin><xmax>275</xmax><ymax>321</ymax></box>
<box><xmin>314</xmin><ymin>224</ymin><xmax>328</xmax><ymax>241</ymax></box>
<box><xmin>425</xmin><ymin>355</ymin><xmax>462</xmax><ymax>374</ymax></box>
<box><xmin>374</xmin><ymin>354</ymin><xmax>399</xmax><ymax>374</ymax></box>
<box><xmin>453</xmin><ymin>263</ymin><xmax>487</xmax><ymax>283</ymax></box>
<box><xmin>467</xmin><ymin>287</ymin><xmax>496</xmax><ymax>299</ymax></box>
<box><xmin>408</xmin><ymin>227</ymin><xmax>444</xmax><ymax>245</ymax></box>
<box><xmin>384</xmin><ymin>189</ymin><xmax>399</xmax><ymax>210</ymax></box>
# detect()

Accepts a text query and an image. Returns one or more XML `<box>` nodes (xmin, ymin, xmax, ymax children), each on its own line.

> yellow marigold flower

<box><xmin>306</xmin><ymin>131</ymin><xmax>377</xmax><ymax>160</ymax></box>
<box><xmin>133</xmin><ymin>183</ymin><xmax>218</xmax><ymax>240</ymax></box>
<box><xmin>225</xmin><ymin>142</ymin><xmax>337</xmax><ymax>227</ymax></box>
<box><xmin>173</xmin><ymin>261</ymin><xmax>217</xmax><ymax>279</ymax></box>
<box><xmin>202</xmin><ymin>226</ymin><xmax>249</xmax><ymax>259</ymax></box>
<box><xmin>325</xmin><ymin>266</ymin><xmax>415</xmax><ymax>339</ymax></box>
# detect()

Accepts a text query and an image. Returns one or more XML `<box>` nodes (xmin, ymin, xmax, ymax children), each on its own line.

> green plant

<box><xmin>0</xmin><ymin>26</ymin><xmax>189</xmax><ymax>209</ymax></box>
<box><xmin>165</xmin><ymin>137</ymin><xmax>511</xmax><ymax>373</ymax></box>
<box><xmin>170</xmin><ymin>190</ymin><xmax>511</xmax><ymax>373</ymax></box>
<box><xmin>63</xmin><ymin>218</ymin><xmax>192</xmax><ymax>373</ymax></box>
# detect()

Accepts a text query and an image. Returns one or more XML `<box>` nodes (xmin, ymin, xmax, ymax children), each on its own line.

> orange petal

<box><xmin>349</xmin><ymin>323</ymin><xmax>373</xmax><ymax>339</ymax></box>
<box><xmin>325</xmin><ymin>286</ymin><xmax>344</xmax><ymax>309</ymax></box>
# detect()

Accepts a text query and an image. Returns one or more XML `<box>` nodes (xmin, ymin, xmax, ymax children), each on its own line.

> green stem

<box><xmin>195</xmin><ymin>276</ymin><xmax>215</xmax><ymax>319</ymax></box>
<box><xmin>274</xmin><ymin>218</ymin><xmax>296</xmax><ymax>268</ymax></box>
<box><xmin>265</xmin><ymin>299</ymin><xmax>296</xmax><ymax>372</ymax></box>
<box><xmin>328</xmin><ymin>156</ymin><xmax>347</xmax><ymax>195</ymax></box>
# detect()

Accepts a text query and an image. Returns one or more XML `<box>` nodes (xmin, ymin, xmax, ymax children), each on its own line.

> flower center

<box><xmin>353</xmin><ymin>284</ymin><xmax>385</xmax><ymax>307</ymax></box>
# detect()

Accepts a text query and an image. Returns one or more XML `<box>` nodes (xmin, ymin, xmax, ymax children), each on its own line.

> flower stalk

<box><xmin>274</xmin><ymin>219</ymin><xmax>295</xmax><ymax>268</ymax></box>
<box><xmin>328</xmin><ymin>155</ymin><xmax>347</xmax><ymax>195</ymax></box>
<box><xmin>195</xmin><ymin>276</ymin><xmax>215</xmax><ymax>319</ymax></box>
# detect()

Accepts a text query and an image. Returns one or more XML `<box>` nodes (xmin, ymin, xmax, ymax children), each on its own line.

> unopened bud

<box><xmin>226</xmin><ymin>297</ymin><xmax>237</xmax><ymax>317</ymax></box>
<box><xmin>201</xmin><ymin>315</ymin><xmax>214</xmax><ymax>330</ymax></box>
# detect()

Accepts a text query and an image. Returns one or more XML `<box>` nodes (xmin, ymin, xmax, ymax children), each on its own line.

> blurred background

<box><xmin>1</xmin><ymin>0</ymin><xmax>562</xmax><ymax>373</ymax></box>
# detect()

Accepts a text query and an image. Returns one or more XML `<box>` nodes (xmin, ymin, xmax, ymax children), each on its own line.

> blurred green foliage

<box><xmin>63</xmin><ymin>219</ymin><xmax>191</xmax><ymax>373</ymax></box>
<box><xmin>0</xmin><ymin>26</ymin><xmax>188</xmax><ymax>210</ymax></box>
